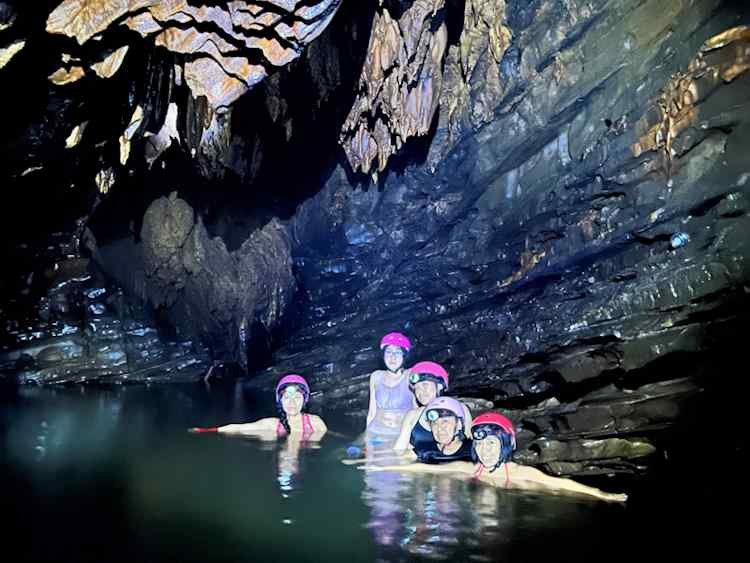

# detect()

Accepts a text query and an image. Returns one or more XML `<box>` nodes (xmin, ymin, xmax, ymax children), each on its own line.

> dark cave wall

<box><xmin>2</xmin><ymin>0</ymin><xmax>750</xmax><ymax>476</ymax></box>
<box><xmin>278</xmin><ymin>0</ymin><xmax>750</xmax><ymax>392</ymax></box>
<box><xmin>254</xmin><ymin>0</ymin><xmax>750</xmax><ymax>474</ymax></box>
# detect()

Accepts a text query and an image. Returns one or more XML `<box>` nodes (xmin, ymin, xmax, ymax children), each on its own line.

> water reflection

<box><xmin>276</xmin><ymin>434</ymin><xmax>322</xmax><ymax>494</ymax></box>
<box><xmin>399</xmin><ymin>475</ymin><xmax>466</xmax><ymax>559</ymax></box>
<box><xmin>8</xmin><ymin>386</ymin><xmax>125</xmax><ymax>468</ymax></box>
<box><xmin>362</xmin><ymin>434</ymin><xmax>411</xmax><ymax>547</ymax></box>
<box><xmin>359</xmin><ymin>432</ymin><xmax>615</xmax><ymax>561</ymax></box>
<box><xmin>363</xmin><ymin>456</ymin><xmax>476</xmax><ymax>560</ymax></box>
<box><xmin>1</xmin><ymin>385</ymin><xmax>633</xmax><ymax>562</ymax></box>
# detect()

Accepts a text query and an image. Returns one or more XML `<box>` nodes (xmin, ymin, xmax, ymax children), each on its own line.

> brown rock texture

<box><xmin>46</xmin><ymin>0</ymin><xmax>343</xmax><ymax>109</ymax></box>
<box><xmin>94</xmin><ymin>192</ymin><xmax>297</xmax><ymax>369</ymax></box>
<box><xmin>339</xmin><ymin>0</ymin><xmax>448</xmax><ymax>177</ymax></box>
<box><xmin>48</xmin><ymin>65</ymin><xmax>86</xmax><ymax>84</ymax></box>
<box><xmin>0</xmin><ymin>39</ymin><xmax>25</xmax><ymax>70</ymax></box>
<box><xmin>90</xmin><ymin>45</ymin><xmax>130</xmax><ymax>78</ymax></box>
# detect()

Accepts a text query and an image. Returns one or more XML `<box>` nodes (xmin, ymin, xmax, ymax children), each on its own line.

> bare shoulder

<box><xmin>260</xmin><ymin>416</ymin><xmax>279</xmax><ymax>424</ymax></box>
<box><xmin>220</xmin><ymin>417</ymin><xmax>278</xmax><ymax>434</ymax></box>
<box><xmin>506</xmin><ymin>462</ymin><xmax>545</xmax><ymax>479</ymax></box>
<box><xmin>370</xmin><ymin>370</ymin><xmax>388</xmax><ymax>380</ymax></box>
<box><xmin>255</xmin><ymin>417</ymin><xmax>280</xmax><ymax>431</ymax></box>
<box><xmin>310</xmin><ymin>414</ymin><xmax>327</xmax><ymax>429</ymax></box>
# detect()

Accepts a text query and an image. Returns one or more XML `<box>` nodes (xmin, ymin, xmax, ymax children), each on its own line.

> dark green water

<box><xmin>0</xmin><ymin>382</ymin><xmax>740</xmax><ymax>562</ymax></box>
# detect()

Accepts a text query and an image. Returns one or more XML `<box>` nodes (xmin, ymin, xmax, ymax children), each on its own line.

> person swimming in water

<box><xmin>345</xmin><ymin>395</ymin><xmax>473</xmax><ymax>465</ymax></box>
<box><xmin>189</xmin><ymin>374</ymin><xmax>327</xmax><ymax>439</ymax></box>
<box><xmin>393</xmin><ymin>361</ymin><xmax>472</xmax><ymax>453</ymax></box>
<box><xmin>365</xmin><ymin>332</ymin><xmax>416</xmax><ymax>436</ymax></box>
<box><xmin>366</xmin><ymin>411</ymin><xmax>627</xmax><ymax>503</ymax></box>
<box><xmin>410</xmin><ymin>396</ymin><xmax>474</xmax><ymax>463</ymax></box>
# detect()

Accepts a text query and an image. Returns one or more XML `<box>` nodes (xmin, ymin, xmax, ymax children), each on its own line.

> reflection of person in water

<box><xmin>400</xmin><ymin>474</ymin><xmax>466</xmax><ymax>558</ymax></box>
<box><xmin>188</xmin><ymin>374</ymin><xmax>327</xmax><ymax>439</ymax></box>
<box><xmin>361</xmin><ymin>437</ymin><xmax>411</xmax><ymax>547</ymax></box>
<box><xmin>366</xmin><ymin>412</ymin><xmax>627</xmax><ymax>503</ymax></box>
<box><xmin>276</xmin><ymin>432</ymin><xmax>323</xmax><ymax>493</ymax></box>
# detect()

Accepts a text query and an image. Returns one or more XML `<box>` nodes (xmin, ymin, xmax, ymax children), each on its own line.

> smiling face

<box><xmin>474</xmin><ymin>434</ymin><xmax>502</xmax><ymax>468</ymax></box>
<box><xmin>430</xmin><ymin>415</ymin><xmax>460</xmax><ymax>445</ymax></box>
<box><xmin>413</xmin><ymin>380</ymin><xmax>439</xmax><ymax>406</ymax></box>
<box><xmin>279</xmin><ymin>385</ymin><xmax>305</xmax><ymax>416</ymax></box>
<box><xmin>383</xmin><ymin>345</ymin><xmax>405</xmax><ymax>372</ymax></box>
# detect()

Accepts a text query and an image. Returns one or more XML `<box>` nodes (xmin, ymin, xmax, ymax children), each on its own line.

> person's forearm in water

<box><xmin>511</xmin><ymin>465</ymin><xmax>627</xmax><ymax>502</ymax></box>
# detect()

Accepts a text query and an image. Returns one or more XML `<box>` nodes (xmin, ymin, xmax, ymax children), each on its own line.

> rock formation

<box><xmin>263</xmin><ymin>1</ymin><xmax>750</xmax><ymax>476</ymax></box>
<box><xmin>93</xmin><ymin>192</ymin><xmax>297</xmax><ymax>371</ymax></box>
<box><xmin>1</xmin><ymin>0</ymin><xmax>749</xmax><ymax>477</ymax></box>
<box><xmin>0</xmin><ymin>234</ymin><xmax>211</xmax><ymax>385</ymax></box>
<box><xmin>45</xmin><ymin>0</ymin><xmax>342</xmax><ymax>109</ymax></box>
<box><xmin>339</xmin><ymin>0</ymin><xmax>449</xmax><ymax>178</ymax></box>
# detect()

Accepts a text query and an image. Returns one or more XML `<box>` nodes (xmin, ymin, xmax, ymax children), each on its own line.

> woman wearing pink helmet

<box><xmin>188</xmin><ymin>374</ymin><xmax>327</xmax><ymax>438</ymax></box>
<box><xmin>393</xmin><ymin>362</ymin><xmax>473</xmax><ymax>453</ymax></box>
<box><xmin>365</xmin><ymin>332</ymin><xmax>416</xmax><ymax>436</ymax></box>
<box><xmin>408</xmin><ymin>396</ymin><xmax>474</xmax><ymax>462</ymax></box>
<box><xmin>366</xmin><ymin>411</ymin><xmax>627</xmax><ymax>503</ymax></box>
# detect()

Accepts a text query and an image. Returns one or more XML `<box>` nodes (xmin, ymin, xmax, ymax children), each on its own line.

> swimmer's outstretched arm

<box><xmin>506</xmin><ymin>463</ymin><xmax>627</xmax><ymax>503</ymax></box>
<box><xmin>189</xmin><ymin>418</ymin><xmax>278</xmax><ymax>435</ymax></box>
<box><xmin>341</xmin><ymin>450</ymin><xmax>417</xmax><ymax>465</ymax></box>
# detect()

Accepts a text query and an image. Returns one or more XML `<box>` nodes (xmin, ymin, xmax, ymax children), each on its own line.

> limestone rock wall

<box><xmin>2</xmin><ymin>0</ymin><xmax>749</xmax><ymax>477</ymax></box>
<box><xmin>93</xmin><ymin>192</ymin><xmax>297</xmax><ymax>370</ymax></box>
<box><xmin>257</xmin><ymin>0</ymin><xmax>750</xmax><ymax>476</ymax></box>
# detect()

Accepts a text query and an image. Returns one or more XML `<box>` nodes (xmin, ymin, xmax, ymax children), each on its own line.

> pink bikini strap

<box><xmin>277</xmin><ymin>415</ymin><xmax>314</xmax><ymax>436</ymax></box>
<box><xmin>473</xmin><ymin>464</ymin><xmax>484</xmax><ymax>479</ymax></box>
<box><xmin>302</xmin><ymin>414</ymin><xmax>315</xmax><ymax>435</ymax></box>
<box><xmin>473</xmin><ymin>463</ymin><xmax>510</xmax><ymax>486</ymax></box>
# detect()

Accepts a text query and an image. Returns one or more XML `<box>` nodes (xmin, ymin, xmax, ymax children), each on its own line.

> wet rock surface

<box><xmin>252</xmin><ymin>0</ymin><xmax>750</xmax><ymax>475</ymax></box>
<box><xmin>1</xmin><ymin>0</ymin><xmax>750</xmax><ymax>477</ymax></box>
<box><xmin>92</xmin><ymin>192</ymin><xmax>296</xmax><ymax>371</ymax></box>
<box><xmin>339</xmin><ymin>0</ymin><xmax>449</xmax><ymax>177</ymax></box>
<box><xmin>0</xmin><ymin>234</ymin><xmax>210</xmax><ymax>385</ymax></box>
<box><xmin>45</xmin><ymin>0</ymin><xmax>342</xmax><ymax>109</ymax></box>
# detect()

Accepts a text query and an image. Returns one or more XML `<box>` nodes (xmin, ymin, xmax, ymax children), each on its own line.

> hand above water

<box><xmin>188</xmin><ymin>427</ymin><xmax>219</xmax><ymax>433</ymax></box>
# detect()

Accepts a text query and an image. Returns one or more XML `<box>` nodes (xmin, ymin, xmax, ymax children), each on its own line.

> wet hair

<box><xmin>471</xmin><ymin>430</ymin><xmax>515</xmax><ymax>471</ymax></box>
<box><xmin>276</xmin><ymin>383</ymin><xmax>309</xmax><ymax>433</ymax></box>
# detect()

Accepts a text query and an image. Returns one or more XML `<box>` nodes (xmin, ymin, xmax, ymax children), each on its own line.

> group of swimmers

<box><xmin>189</xmin><ymin>331</ymin><xmax>627</xmax><ymax>503</ymax></box>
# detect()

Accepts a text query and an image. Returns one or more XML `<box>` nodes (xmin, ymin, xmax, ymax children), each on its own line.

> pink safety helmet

<box><xmin>424</xmin><ymin>396</ymin><xmax>465</xmax><ymax>421</ymax></box>
<box><xmin>470</xmin><ymin>411</ymin><xmax>517</xmax><ymax>467</ymax></box>
<box><xmin>471</xmin><ymin>411</ymin><xmax>515</xmax><ymax>437</ymax></box>
<box><xmin>380</xmin><ymin>332</ymin><xmax>412</xmax><ymax>352</ymax></box>
<box><xmin>275</xmin><ymin>374</ymin><xmax>310</xmax><ymax>403</ymax></box>
<box><xmin>409</xmin><ymin>361</ymin><xmax>449</xmax><ymax>391</ymax></box>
